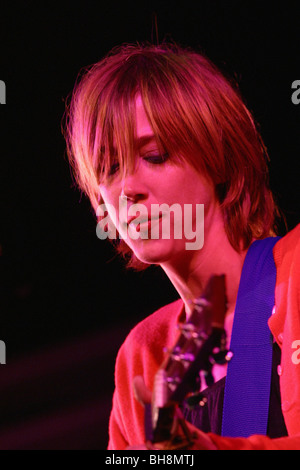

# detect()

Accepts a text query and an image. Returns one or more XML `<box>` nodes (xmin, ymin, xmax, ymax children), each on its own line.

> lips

<box><xmin>127</xmin><ymin>215</ymin><xmax>149</xmax><ymax>226</ymax></box>
<box><xmin>128</xmin><ymin>214</ymin><xmax>162</xmax><ymax>225</ymax></box>
<box><xmin>127</xmin><ymin>213</ymin><xmax>163</xmax><ymax>233</ymax></box>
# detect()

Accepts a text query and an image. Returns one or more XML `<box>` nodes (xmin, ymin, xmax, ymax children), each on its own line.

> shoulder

<box><xmin>122</xmin><ymin>298</ymin><xmax>183</xmax><ymax>354</ymax></box>
<box><xmin>274</xmin><ymin>224</ymin><xmax>300</xmax><ymax>262</ymax></box>
<box><xmin>115</xmin><ymin>298</ymin><xmax>183</xmax><ymax>375</ymax></box>
<box><xmin>270</xmin><ymin>224</ymin><xmax>300</xmax><ymax>343</ymax></box>
<box><xmin>273</xmin><ymin>224</ymin><xmax>300</xmax><ymax>268</ymax></box>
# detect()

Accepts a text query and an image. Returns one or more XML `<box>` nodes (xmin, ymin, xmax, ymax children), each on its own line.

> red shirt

<box><xmin>108</xmin><ymin>224</ymin><xmax>300</xmax><ymax>450</ymax></box>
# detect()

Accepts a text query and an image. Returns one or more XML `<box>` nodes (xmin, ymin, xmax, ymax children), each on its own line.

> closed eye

<box><xmin>106</xmin><ymin>153</ymin><xmax>169</xmax><ymax>178</ymax></box>
<box><xmin>142</xmin><ymin>153</ymin><xmax>169</xmax><ymax>164</ymax></box>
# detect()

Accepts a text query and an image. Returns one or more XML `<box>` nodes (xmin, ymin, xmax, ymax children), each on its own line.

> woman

<box><xmin>64</xmin><ymin>42</ymin><xmax>300</xmax><ymax>449</ymax></box>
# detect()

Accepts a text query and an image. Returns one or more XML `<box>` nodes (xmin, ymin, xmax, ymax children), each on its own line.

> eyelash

<box><xmin>108</xmin><ymin>153</ymin><xmax>169</xmax><ymax>177</ymax></box>
<box><xmin>108</xmin><ymin>162</ymin><xmax>120</xmax><ymax>176</ymax></box>
<box><xmin>143</xmin><ymin>153</ymin><xmax>169</xmax><ymax>164</ymax></box>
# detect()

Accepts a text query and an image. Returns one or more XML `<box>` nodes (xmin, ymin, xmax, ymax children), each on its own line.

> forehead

<box><xmin>135</xmin><ymin>95</ymin><xmax>154</xmax><ymax>140</ymax></box>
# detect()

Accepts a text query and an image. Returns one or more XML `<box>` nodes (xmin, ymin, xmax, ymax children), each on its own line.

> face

<box><xmin>99</xmin><ymin>95</ymin><xmax>219</xmax><ymax>266</ymax></box>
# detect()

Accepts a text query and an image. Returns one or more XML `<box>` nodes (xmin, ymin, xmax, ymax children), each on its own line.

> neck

<box><xmin>160</xmin><ymin>218</ymin><xmax>248</xmax><ymax>318</ymax></box>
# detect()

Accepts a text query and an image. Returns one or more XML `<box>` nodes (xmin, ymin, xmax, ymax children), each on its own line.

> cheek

<box><xmin>184</xmin><ymin>171</ymin><xmax>215</xmax><ymax>206</ymax></box>
<box><xmin>99</xmin><ymin>185</ymin><xmax>118</xmax><ymax>208</ymax></box>
<box><xmin>99</xmin><ymin>187</ymin><xmax>119</xmax><ymax>224</ymax></box>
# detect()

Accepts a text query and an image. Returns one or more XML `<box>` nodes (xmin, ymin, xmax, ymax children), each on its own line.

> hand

<box><xmin>129</xmin><ymin>375</ymin><xmax>218</xmax><ymax>451</ymax></box>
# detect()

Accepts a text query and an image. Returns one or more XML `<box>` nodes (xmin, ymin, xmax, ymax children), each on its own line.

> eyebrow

<box><xmin>100</xmin><ymin>135</ymin><xmax>158</xmax><ymax>156</ymax></box>
<box><xmin>135</xmin><ymin>134</ymin><xmax>157</xmax><ymax>148</ymax></box>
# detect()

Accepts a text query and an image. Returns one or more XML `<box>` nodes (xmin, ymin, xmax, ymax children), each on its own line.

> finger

<box><xmin>132</xmin><ymin>375</ymin><xmax>152</xmax><ymax>405</ymax></box>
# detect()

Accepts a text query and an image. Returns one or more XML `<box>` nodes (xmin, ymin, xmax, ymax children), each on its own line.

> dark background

<box><xmin>0</xmin><ymin>1</ymin><xmax>299</xmax><ymax>449</ymax></box>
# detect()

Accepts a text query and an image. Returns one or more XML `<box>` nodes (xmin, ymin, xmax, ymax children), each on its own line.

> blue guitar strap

<box><xmin>221</xmin><ymin>236</ymin><xmax>280</xmax><ymax>437</ymax></box>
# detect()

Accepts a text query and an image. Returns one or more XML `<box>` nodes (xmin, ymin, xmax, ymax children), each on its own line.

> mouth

<box><xmin>127</xmin><ymin>213</ymin><xmax>163</xmax><ymax>232</ymax></box>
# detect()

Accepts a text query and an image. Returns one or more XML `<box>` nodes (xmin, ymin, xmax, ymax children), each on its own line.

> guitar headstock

<box><xmin>145</xmin><ymin>274</ymin><xmax>231</xmax><ymax>445</ymax></box>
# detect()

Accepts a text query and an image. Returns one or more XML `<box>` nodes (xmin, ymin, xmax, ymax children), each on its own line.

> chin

<box><xmin>130</xmin><ymin>238</ymin><xmax>184</xmax><ymax>266</ymax></box>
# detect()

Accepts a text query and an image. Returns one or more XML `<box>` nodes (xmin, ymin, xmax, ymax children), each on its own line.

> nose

<box><xmin>121</xmin><ymin>164</ymin><xmax>148</xmax><ymax>204</ymax></box>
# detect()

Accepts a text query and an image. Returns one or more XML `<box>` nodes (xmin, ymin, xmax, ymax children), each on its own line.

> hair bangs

<box><xmin>92</xmin><ymin>75</ymin><xmax>139</xmax><ymax>190</ymax></box>
<box><xmin>136</xmin><ymin>52</ymin><xmax>225</xmax><ymax>184</ymax></box>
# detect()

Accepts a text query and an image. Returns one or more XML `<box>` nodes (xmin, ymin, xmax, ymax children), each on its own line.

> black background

<box><xmin>0</xmin><ymin>1</ymin><xmax>299</xmax><ymax>449</ymax></box>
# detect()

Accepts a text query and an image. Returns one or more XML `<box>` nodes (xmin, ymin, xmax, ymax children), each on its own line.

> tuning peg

<box><xmin>192</xmin><ymin>297</ymin><xmax>211</xmax><ymax>311</ymax></box>
<box><xmin>185</xmin><ymin>392</ymin><xmax>208</xmax><ymax>409</ymax></box>
<box><xmin>166</xmin><ymin>376</ymin><xmax>181</xmax><ymax>392</ymax></box>
<box><xmin>170</xmin><ymin>351</ymin><xmax>195</xmax><ymax>363</ymax></box>
<box><xmin>225</xmin><ymin>350</ymin><xmax>234</xmax><ymax>362</ymax></box>
<box><xmin>177</xmin><ymin>322</ymin><xmax>208</xmax><ymax>341</ymax></box>
<box><xmin>209</xmin><ymin>349</ymin><xmax>233</xmax><ymax>365</ymax></box>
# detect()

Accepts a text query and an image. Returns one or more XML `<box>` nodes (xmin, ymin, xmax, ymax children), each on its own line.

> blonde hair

<box><xmin>63</xmin><ymin>42</ymin><xmax>280</xmax><ymax>268</ymax></box>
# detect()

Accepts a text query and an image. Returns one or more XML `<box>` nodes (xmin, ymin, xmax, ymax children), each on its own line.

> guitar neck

<box><xmin>146</xmin><ymin>274</ymin><xmax>228</xmax><ymax>445</ymax></box>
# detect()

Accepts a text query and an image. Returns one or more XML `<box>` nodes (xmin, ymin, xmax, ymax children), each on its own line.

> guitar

<box><xmin>144</xmin><ymin>274</ymin><xmax>232</xmax><ymax>450</ymax></box>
